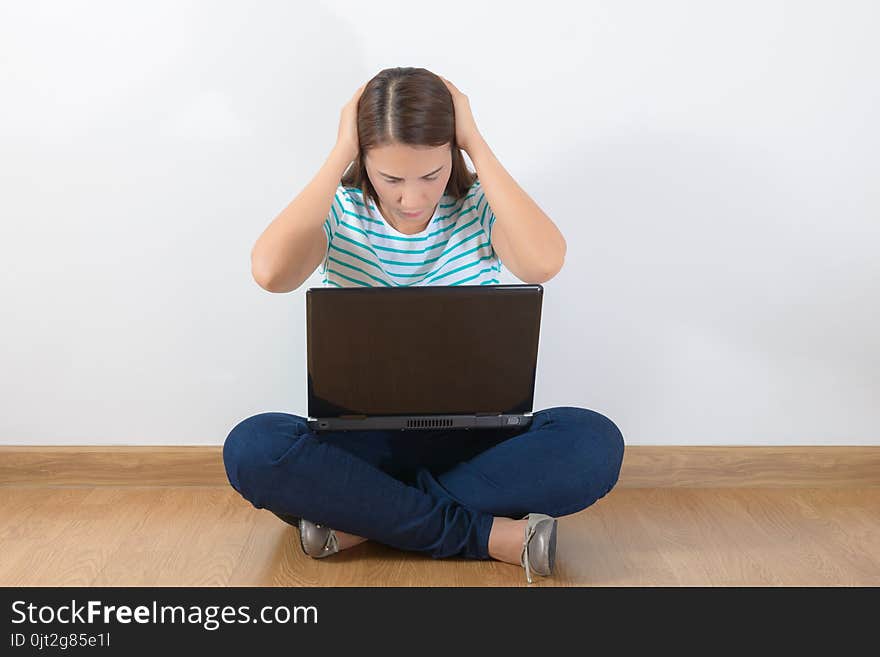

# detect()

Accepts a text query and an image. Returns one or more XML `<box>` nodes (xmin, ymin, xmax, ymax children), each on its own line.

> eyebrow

<box><xmin>377</xmin><ymin>165</ymin><xmax>444</xmax><ymax>180</ymax></box>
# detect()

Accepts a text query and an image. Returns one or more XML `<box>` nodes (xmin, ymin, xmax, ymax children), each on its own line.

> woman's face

<box><xmin>365</xmin><ymin>142</ymin><xmax>453</xmax><ymax>234</ymax></box>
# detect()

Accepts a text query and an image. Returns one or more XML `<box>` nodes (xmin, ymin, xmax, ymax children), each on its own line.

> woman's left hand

<box><xmin>439</xmin><ymin>76</ymin><xmax>484</xmax><ymax>154</ymax></box>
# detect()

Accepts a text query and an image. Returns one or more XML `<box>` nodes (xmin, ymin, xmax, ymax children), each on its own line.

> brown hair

<box><xmin>340</xmin><ymin>67</ymin><xmax>478</xmax><ymax>210</ymax></box>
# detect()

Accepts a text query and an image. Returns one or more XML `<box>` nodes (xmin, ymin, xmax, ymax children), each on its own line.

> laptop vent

<box><xmin>406</xmin><ymin>418</ymin><xmax>454</xmax><ymax>429</ymax></box>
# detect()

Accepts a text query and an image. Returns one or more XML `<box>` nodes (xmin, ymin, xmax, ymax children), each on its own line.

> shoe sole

<box><xmin>547</xmin><ymin>519</ymin><xmax>558</xmax><ymax>573</ymax></box>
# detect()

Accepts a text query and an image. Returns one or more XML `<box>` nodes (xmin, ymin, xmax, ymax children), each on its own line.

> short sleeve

<box><xmin>474</xmin><ymin>182</ymin><xmax>497</xmax><ymax>243</ymax></box>
<box><xmin>320</xmin><ymin>185</ymin><xmax>347</xmax><ymax>275</ymax></box>
<box><xmin>472</xmin><ymin>182</ymin><xmax>501</xmax><ymax>268</ymax></box>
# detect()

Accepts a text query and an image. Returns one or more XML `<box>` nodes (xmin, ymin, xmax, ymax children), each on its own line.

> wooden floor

<box><xmin>1</xmin><ymin>485</ymin><xmax>877</xmax><ymax>586</ymax></box>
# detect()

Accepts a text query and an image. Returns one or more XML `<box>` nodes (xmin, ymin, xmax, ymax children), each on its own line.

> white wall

<box><xmin>2</xmin><ymin>1</ymin><xmax>877</xmax><ymax>445</ymax></box>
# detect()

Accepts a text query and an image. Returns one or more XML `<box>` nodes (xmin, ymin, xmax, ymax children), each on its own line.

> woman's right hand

<box><xmin>336</xmin><ymin>82</ymin><xmax>367</xmax><ymax>163</ymax></box>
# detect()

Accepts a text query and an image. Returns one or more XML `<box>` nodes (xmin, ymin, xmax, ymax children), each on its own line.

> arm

<box><xmin>466</xmin><ymin>137</ymin><xmax>567</xmax><ymax>284</ymax></box>
<box><xmin>251</xmin><ymin>145</ymin><xmax>353</xmax><ymax>292</ymax></box>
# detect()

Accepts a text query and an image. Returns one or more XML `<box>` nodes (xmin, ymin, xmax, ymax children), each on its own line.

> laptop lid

<box><xmin>305</xmin><ymin>284</ymin><xmax>543</xmax><ymax>431</ymax></box>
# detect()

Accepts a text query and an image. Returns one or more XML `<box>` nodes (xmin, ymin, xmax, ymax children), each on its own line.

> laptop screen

<box><xmin>306</xmin><ymin>285</ymin><xmax>542</xmax><ymax>417</ymax></box>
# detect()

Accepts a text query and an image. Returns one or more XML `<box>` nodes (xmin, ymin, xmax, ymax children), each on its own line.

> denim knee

<box><xmin>550</xmin><ymin>406</ymin><xmax>626</xmax><ymax>512</ymax></box>
<box><xmin>223</xmin><ymin>412</ymin><xmax>301</xmax><ymax>506</ymax></box>
<box><xmin>223</xmin><ymin>414</ymin><xmax>259</xmax><ymax>498</ymax></box>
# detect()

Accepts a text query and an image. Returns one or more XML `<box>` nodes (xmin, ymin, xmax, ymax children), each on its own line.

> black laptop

<box><xmin>305</xmin><ymin>284</ymin><xmax>543</xmax><ymax>432</ymax></box>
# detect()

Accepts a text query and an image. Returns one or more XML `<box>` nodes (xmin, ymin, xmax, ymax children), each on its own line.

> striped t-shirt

<box><xmin>319</xmin><ymin>179</ymin><xmax>502</xmax><ymax>287</ymax></box>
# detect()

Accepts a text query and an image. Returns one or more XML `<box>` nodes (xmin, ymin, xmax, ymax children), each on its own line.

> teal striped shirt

<box><xmin>319</xmin><ymin>179</ymin><xmax>502</xmax><ymax>287</ymax></box>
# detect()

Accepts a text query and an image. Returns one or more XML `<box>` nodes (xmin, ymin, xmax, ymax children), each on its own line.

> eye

<box><xmin>384</xmin><ymin>176</ymin><xmax>438</xmax><ymax>184</ymax></box>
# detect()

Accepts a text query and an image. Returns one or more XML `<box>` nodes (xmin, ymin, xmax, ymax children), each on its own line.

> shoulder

<box><xmin>464</xmin><ymin>178</ymin><xmax>482</xmax><ymax>199</ymax></box>
<box><xmin>458</xmin><ymin>179</ymin><xmax>492</xmax><ymax>216</ymax></box>
<box><xmin>336</xmin><ymin>184</ymin><xmax>361</xmax><ymax>206</ymax></box>
<box><xmin>330</xmin><ymin>185</ymin><xmax>373</xmax><ymax>219</ymax></box>
<box><xmin>447</xmin><ymin>179</ymin><xmax>483</xmax><ymax>211</ymax></box>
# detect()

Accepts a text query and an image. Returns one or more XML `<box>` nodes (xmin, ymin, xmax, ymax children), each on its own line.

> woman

<box><xmin>224</xmin><ymin>67</ymin><xmax>625</xmax><ymax>584</ymax></box>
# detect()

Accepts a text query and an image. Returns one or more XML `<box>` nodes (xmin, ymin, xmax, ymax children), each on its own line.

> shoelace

<box><xmin>520</xmin><ymin>523</ymin><xmax>538</xmax><ymax>584</ymax></box>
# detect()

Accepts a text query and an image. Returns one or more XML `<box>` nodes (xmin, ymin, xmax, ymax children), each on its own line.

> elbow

<box><xmin>529</xmin><ymin>253</ymin><xmax>565</xmax><ymax>284</ymax></box>
<box><xmin>253</xmin><ymin>270</ymin><xmax>281</xmax><ymax>292</ymax></box>
<box><xmin>252</xmin><ymin>265</ymin><xmax>306</xmax><ymax>294</ymax></box>
<box><xmin>253</xmin><ymin>268</ymin><xmax>300</xmax><ymax>293</ymax></box>
<box><xmin>252</xmin><ymin>266</ymin><xmax>272</xmax><ymax>291</ymax></box>
<box><xmin>250</xmin><ymin>242</ymin><xmax>318</xmax><ymax>293</ymax></box>
<box><xmin>548</xmin><ymin>254</ymin><xmax>565</xmax><ymax>281</ymax></box>
<box><xmin>511</xmin><ymin>237</ymin><xmax>567</xmax><ymax>284</ymax></box>
<box><xmin>251</xmin><ymin>250</ymin><xmax>275</xmax><ymax>291</ymax></box>
<box><xmin>251</xmin><ymin>251</ymin><xmax>292</xmax><ymax>293</ymax></box>
<box><xmin>536</xmin><ymin>237</ymin><xmax>566</xmax><ymax>283</ymax></box>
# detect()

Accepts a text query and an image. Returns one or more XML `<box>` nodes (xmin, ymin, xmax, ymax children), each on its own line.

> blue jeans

<box><xmin>223</xmin><ymin>406</ymin><xmax>624</xmax><ymax>560</ymax></box>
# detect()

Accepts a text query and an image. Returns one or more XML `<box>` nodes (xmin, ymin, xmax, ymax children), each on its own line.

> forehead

<box><xmin>367</xmin><ymin>143</ymin><xmax>451</xmax><ymax>177</ymax></box>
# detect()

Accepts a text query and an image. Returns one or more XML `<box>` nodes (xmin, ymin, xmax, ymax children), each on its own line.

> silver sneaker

<box><xmin>520</xmin><ymin>513</ymin><xmax>558</xmax><ymax>584</ymax></box>
<box><xmin>298</xmin><ymin>518</ymin><xmax>340</xmax><ymax>559</ymax></box>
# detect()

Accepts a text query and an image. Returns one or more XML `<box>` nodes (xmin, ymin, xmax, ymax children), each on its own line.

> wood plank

<box><xmin>0</xmin><ymin>447</ymin><xmax>226</xmax><ymax>486</ymax></box>
<box><xmin>0</xmin><ymin>488</ymin><xmax>96</xmax><ymax>586</ymax></box>
<box><xmin>2</xmin><ymin>487</ymin><xmax>877</xmax><ymax>586</ymax></box>
<box><xmin>618</xmin><ymin>446</ymin><xmax>880</xmax><ymax>488</ymax></box>
<box><xmin>2</xmin><ymin>446</ymin><xmax>879</xmax><ymax>488</ymax></box>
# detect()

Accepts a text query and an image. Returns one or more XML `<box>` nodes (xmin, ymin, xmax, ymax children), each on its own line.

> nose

<box><xmin>398</xmin><ymin>188</ymin><xmax>426</xmax><ymax>210</ymax></box>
